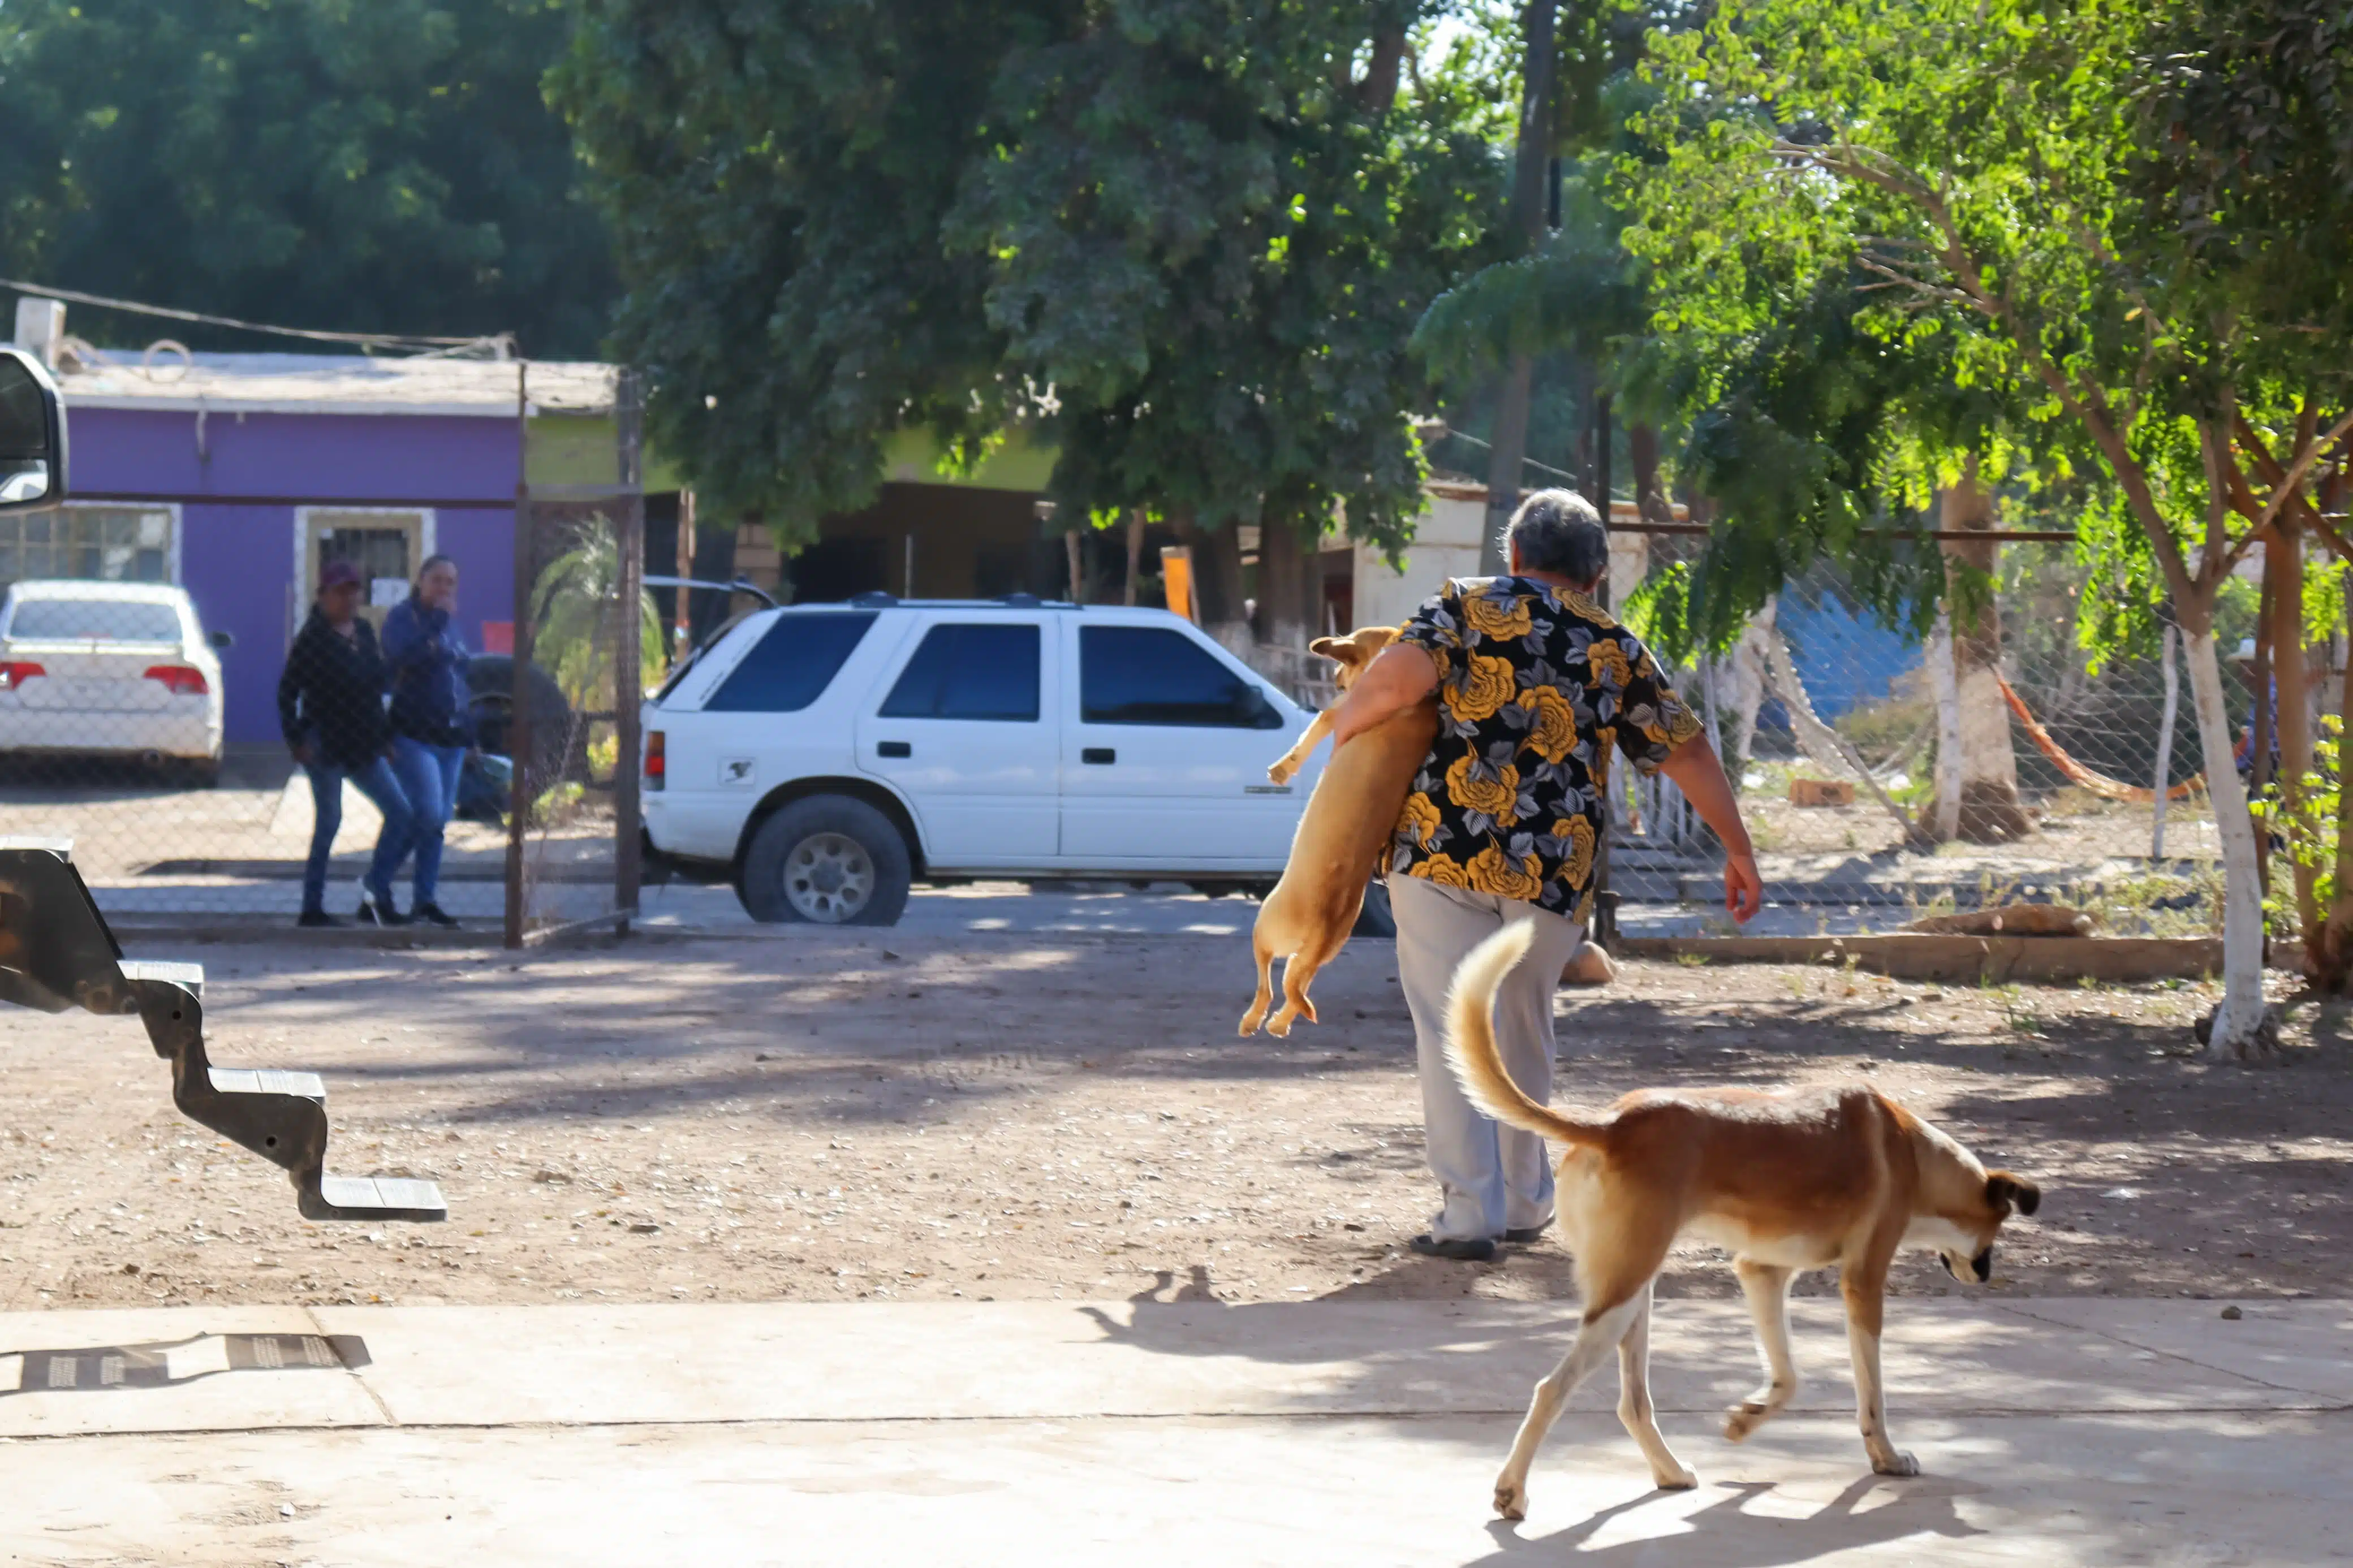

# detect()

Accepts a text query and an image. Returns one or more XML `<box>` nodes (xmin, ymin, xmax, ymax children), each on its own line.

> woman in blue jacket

<box><xmin>380</xmin><ymin>555</ymin><xmax>473</xmax><ymax>927</ymax></box>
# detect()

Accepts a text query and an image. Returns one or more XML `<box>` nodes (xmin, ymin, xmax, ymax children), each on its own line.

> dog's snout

<box><xmin>1971</xmin><ymin>1247</ymin><xmax>1993</xmax><ymax>1283</ymax></box>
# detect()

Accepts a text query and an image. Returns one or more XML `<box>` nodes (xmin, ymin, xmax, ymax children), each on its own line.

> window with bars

<box><xmin>0</xmin><ymin>506</ymin><xmax>173</xmax><ymax>591</ymax></box>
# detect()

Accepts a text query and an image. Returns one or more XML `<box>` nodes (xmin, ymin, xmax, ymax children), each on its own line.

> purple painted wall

<box><xmin>68</xmin><ymin>404</ymin><xmax>520</xmax><ymax>744</ymax></box>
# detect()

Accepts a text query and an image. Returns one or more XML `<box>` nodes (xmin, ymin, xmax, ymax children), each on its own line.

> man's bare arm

<box><xmin>1330</xmin><ymin>642</ymin><xmax>1441</xmax><ymax>748</ymax></box>
<box><xmin>1659</xmin><ymin>735</ymin><xmax>1764</xmax><ymax>922</ymax></box>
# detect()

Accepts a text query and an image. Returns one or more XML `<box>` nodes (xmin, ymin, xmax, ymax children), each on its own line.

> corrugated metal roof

<box><xmin>53</xmin><ymin>349</ymin><xmax>617</xmax><ymax>417</ymax></box>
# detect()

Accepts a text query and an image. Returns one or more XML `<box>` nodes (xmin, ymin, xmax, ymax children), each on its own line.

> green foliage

<box><xmin>529</xmin><ymin>516</ymin><xmax>665</xmax><ymax>709</ymax></box>
<box><xmin>558</xmin><ymin>0</ymin><xmax>1502</xmax><ymax>553</ymax></box>
<box><xmin>0</xmin><ymin>0</ymin><xmax>613</xmax><ymax>356</ymax></box>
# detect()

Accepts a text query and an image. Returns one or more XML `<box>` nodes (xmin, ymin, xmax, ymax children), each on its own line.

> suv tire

<box><xmin>739</xmin><ymin>796</ymin><xmax>912</xmax><ymax>926</ymax></box>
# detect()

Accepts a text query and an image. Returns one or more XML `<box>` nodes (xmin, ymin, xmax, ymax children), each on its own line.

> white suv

<box><xmin>641</xmin><ymin>594</ymin><xmax>1324</xmax><ymax>924</ymax></box>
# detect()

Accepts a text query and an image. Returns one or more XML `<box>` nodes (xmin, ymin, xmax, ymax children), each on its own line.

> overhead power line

<box><xmin>1</xmin><ymin>277</ymin><xmax>510</xmax><ymax>357</ymax></box>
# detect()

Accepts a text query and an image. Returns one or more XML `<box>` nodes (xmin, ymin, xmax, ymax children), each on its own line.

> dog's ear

<box><xmin>1985</xmin><ymin>1171</ymin><xmax>2040</xmax><ymax>1217</ymax></box>
<box><xmin>1308</xmin><ymin>636</ymin><xmax>1344</xmax><ymax>660</ymax></box>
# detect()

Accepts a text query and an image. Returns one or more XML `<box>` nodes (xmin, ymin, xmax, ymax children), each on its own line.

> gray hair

<box><xmin>1499</xmin><ymin>487</ymin><xmax>1608</xmax><ymax>584</ymax></box>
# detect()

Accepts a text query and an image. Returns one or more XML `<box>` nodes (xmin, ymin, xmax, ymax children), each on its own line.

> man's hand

<box><xmin>1723</xmin><ymin>849</ymin><xmax>1764</xmax><ymax>924</ymax></box>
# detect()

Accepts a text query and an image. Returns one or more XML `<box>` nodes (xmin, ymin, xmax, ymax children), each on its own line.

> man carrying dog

<box><xmin>1330</xmin><ymin>488</ymin><xmax>1764</xmax><ymax>1261</ymax></box>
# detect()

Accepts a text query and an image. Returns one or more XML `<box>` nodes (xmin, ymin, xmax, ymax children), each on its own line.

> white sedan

<box><xmin>0</xmin><ymin>580</ymin><xmax>231</xmax><ymax>783</ymax></box>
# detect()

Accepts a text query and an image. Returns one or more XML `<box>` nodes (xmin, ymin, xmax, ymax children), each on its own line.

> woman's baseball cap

<box><xmin>320</xmin><ymin>560</ymin><xmax>364</xmax><ymax>591</ymax></box>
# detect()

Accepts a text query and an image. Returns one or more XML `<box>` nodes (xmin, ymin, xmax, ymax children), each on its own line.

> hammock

<box><xmin>1996</xmin><ymin>675</ymin><xmax>2202</xmax><ymax>804</ymax></box>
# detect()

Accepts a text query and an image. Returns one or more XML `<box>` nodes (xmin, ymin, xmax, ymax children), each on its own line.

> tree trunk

<box><xmin>1253</xmin><ymin>521</ymin><xmax>1315</xmax><ymax>653</ymax></box>
<box><xmin>2318</xmin><ymin>584</ymin><xmax>2353</xmax><ymax>990</ymax></box>
<box><xmin>1927</xmin><ymin>607</ymin><xmax>1963</xmax><ymax>843</ymax></box>
<box><xmin>2184</xmin><ymin>624</ymin><xmax>2275</xmax><ymax>1058</ymax></box>
<box><xmin>1477</xmin><ymin>0</ymin><xmax>1559</xmax><ymax>578</ymax></box>
<box><xmin>1630</xmin><ymin>423</ymin><xmax>1668</xmax><ymax>522</ymax></box>
<box><xmin>1178</xmin><ymin>516</ymin><xmax>1251</xmax><ymax>656</ymax></box>
<box><xmin>1124</xmin><ymin>508</ymin><xmax>1145</xmax><ymax>606</ymax></box>
<box><xmin>1936</xmin><ymin>466</ymin><xmax>2031</xmax><ymax>841</ymax></box>
<box><xmin>1725</xmin><ymin>598</ymin><xmax>1775</xmax><ymax>776</ymax></box>
<box><xmin>2151</xmin><ymin>623</ymin><xmax>2180</xmax><ymax>858</ymax></box>
<box><xmin>2265</xmin><ymin>521</ymin><xmax>2322</xmax><ymax>962</ymax></box>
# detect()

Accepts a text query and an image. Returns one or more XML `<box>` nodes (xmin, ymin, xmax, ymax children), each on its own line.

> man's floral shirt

<box><xmin>1390</xmin><ymin>575</ymin><xmax>1702</xmax><ymax>916</ymax></box>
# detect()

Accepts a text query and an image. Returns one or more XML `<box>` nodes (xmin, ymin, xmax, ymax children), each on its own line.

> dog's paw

<box><xmin>1871</xmin><ymin>1450</ymin><xmax>1920</xmax><ymax>1478</ymax></box>
<box><xmin>1723</xmin><ymin>1402</ymin><xmax>1769</xmax><ymax>1442</ymax></box>
<box><xmin>1266</xmin><ymin>763</ymin><xmax>1298</xmax><ymax>785</ymax></box>
<box><xmin>1493</xmin><ymin>1479</ymin><xmax>1529</xmax><ymax>1521</ymax></box>
<box><xmin>1236</xmin><ymin>1015</ymin><xmax>1263</xmax><ymax>1037</ymax></box>
<box><xmin>1266</xmin><ymin>1010</ymin><xmax>1296</xmax><ymax>1039</ymax></box>
<box><xmin>1653</xmin><ymin>1464</ymin><xmax>1699</xmax><ymax>1492</ymax></box>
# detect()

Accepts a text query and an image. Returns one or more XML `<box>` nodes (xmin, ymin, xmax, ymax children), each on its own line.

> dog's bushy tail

<box><xmin>1444</xmin><ymin>923</ymin><xmax>1612</xmax><ymax>1147</ymax></box>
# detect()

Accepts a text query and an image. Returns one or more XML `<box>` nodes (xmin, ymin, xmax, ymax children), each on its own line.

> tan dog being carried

<box><xmin>1239</xmin><ymin>627</ymin><xmax>1437</xmax><ymax>1037</ymax></box>
<box><xmin>1444</xmin><ymin>922</ymin><xmax>2040</xmax><ymax>1519</ymax></box>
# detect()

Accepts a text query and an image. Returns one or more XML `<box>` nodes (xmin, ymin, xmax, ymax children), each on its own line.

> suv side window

<box><xmin>878</xmin><ymin>622</ymin><xmax>1040</xmax><ymax>722</ymax></box>
<box><xmin>704</xmin><ymin>611</ymin><xmax>876</xmax><ymax>712</ymax></box>
<box><xmin>1079</xmin><ymin>625</ymin><xmax>1279</xmax><ymax>728</ymax></box>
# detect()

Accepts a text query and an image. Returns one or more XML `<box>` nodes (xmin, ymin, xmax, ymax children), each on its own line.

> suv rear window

<box><xmin>1080</xmin><ymin>625</ymin><xmax>1274</xmax><ymax>727</ymax></box>
<box><xmin>6</xmin><ymin>599</ymin><xmax>183</xmax><ymax>642</ymax></box>
<box><xmin>704</xmin><ymin>611</ymin><xmax>875</xmax><ymax>712</ymax></box>
<box><xmin>878</xmin><ymin>623</ymin><xmax>1040</xmax><ymax>722</ymax></box>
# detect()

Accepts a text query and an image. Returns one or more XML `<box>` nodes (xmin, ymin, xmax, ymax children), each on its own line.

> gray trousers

<box><xmin>1390</xmin><ymin>874</ymin><xmax>1589</xmax><ymax>1243</ymax></box>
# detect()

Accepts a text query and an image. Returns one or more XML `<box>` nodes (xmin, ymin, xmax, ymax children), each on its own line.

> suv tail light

<box><xmin>0</xmin><ymin>661</ymin><xmax>45</xmax><ymax>690</ymax></box>
<box><xmin>645</xmin><ymin>729</ymin><xmax>666</xmax><ymax>791</ymax></box>
<box><xmin>144</xmin><ymin>665</ymin><xmax>209</xmax><ymax>697</ymax></box>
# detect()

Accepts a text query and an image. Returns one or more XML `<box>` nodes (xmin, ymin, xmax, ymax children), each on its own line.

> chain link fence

<box><xmin>1601</xmin><ymin>534</ymin><xmax>2265</xmax><ymax>935</ymax></box>
<box><xmin>0</xmin><ymin>374</ymin><xmax>648</xmax><ymax>943</ymax></box>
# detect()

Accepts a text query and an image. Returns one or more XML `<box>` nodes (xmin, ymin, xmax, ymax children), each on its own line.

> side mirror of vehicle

<box><xmin>208</xmin><ymin>629</ymin><xmax>236</xmax><ymax>651</ymax></box>
<box><xmin>0</xmin><ymin>347</ymin><xmax>67</xmax><ymax>514</ymax></box>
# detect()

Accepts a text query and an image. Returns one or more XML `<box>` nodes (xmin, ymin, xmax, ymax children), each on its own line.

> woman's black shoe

<box><xmin>296</xmin><ymin>908</ymin><xmax>342</xmax><ymax>928</ymax></box>
<box><xmin>411</xmin><ymin>901</ymin><xmax>460</xmax><ymax>928</ymax></box>
<box><xmin>357</xmin><ymin>897</ymin><xmax>409</xmax><ymax>927</ymax></box>
<box><xmin>1408</xmin><ymin>1233</ymin><xmax>1498</xmax><ymax>1262</ymax></box>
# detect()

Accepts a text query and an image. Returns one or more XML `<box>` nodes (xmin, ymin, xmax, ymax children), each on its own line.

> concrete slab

<box><xmin>1999</xmin><ymin>1297</ymin><xmax>2353</xmax><ymax>1402</ymax></box>
<box><xmin>0</xmin><ymin>1305</ymin><xmax>383</xmax><ymax>1437</ymax></box>
<box><xmin>0</xmin><ymin>1410</ymin><xmax>2340</xmax><ymax>1566</ymax></box>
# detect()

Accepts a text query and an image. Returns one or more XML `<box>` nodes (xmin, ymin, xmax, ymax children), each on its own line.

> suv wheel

<box><xmin>739</xmin><ymin>796</ymin><xmax>912</xmax><ymax>926</ymax></box>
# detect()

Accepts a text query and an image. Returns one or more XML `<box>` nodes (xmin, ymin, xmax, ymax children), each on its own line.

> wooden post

<box><xmin>613</xmin><ymin>368</ymin><xmax>645</xmax><ymax>938</ymax></box>
<box><xmin>1065</xmin><ymin>530</ymin><xmax>1083</xmax><ymax>605</ymax></box>
<box><xmin>2251</xmin><ymin>576</ymin><xmax>2274</xmax><ymax>914</ymax></box>
<box><xmin>2152</xmin><ymin>621</ymin><xmax>2180</xmax><ymax>859</ymax></box>
<box><xmin>503</xmin><ymin>361</ymin><xmax>532</xmax><ymax>951</ymax></box>
<box><xmin>1124</xmin><ymin>508</ymin><xmax>1144</xmax><ymax>606</ymax></box>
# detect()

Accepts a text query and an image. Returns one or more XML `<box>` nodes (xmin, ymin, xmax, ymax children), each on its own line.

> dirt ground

<box><xmin>1</xmin><ymin>930</ymin><xmax>2344</xmax><ymax>1312</ymax></box>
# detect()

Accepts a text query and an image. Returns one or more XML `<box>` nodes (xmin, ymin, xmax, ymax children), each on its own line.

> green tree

<box><xmin>553</xmin><ymin>0</ymin><xmax>1030</xmax><ymax>537</ymax></box>
<box><xmin>1630</xmin><ymin>0</ymin><xmax>2353</xmax><ymax>1054</ymax></box>
<box><xmin>0</xmin><ymin>0</ymin><xmax>613</xmax><ymax>356</ymax></box>
<box><xmin>950</xmin><ymin>1</ymin><xmax>1502</xmax><ymax>649</ymax></box>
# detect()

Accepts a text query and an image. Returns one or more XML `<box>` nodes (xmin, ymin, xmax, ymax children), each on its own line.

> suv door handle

<box><xmin>877</xmin><ymin>741</ymin><xmax>911</xmax><ymax>759</ymax></box>
<box><xmin>1081</xmin><ymin>748</ymin><xmax>1115</xmax><ymax>765</ymax></box>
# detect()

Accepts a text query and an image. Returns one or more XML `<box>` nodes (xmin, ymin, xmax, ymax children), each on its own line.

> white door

<box><xmin>855</xmin><ymin>617</ymin><xmax>1059</xmax><ymax>867</ymax></box>
<box><xmin>1057</xmin><ymin>619</ymin><xmax>1307</xmax><ymax>869</ymax></box>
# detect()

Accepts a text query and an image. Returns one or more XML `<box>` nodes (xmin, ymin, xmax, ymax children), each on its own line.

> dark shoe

<box><xmin>1409</xmin><ymin>1233</ymin><xmax>1497</xmax><ymax>1262</ymax></box>
<box><xmin>296</xmin><ymin>908</ymin><xmax>342</xmax><ymax>929</ymax></box>
<box><xmin>411</xmin><ymin>901</ymin><xmax>459</xmax><ymax>928</ymax></box>
<box><xmin>357</xmin><ymin>897</ymin><xmax>409</xmax><ymax>927</ymax></box>
<box><xmin>1503</xmin><ymin>1224</ymin><xmax>1550</xmax><ymax>1245</ymax></box>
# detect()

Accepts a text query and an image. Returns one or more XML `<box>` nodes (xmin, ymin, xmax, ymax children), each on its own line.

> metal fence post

<box><xmin>613</xmin><ymin>369</ymin><xmax>645</xmax><ymax>937</ymax></box>
<box><xmin>503</xmin><ymin>361</ymin><xmax>532</xmax><ymax>950</ymax></box>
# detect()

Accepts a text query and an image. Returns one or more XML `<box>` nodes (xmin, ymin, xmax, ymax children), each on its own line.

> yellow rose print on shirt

<box><xmin>1585</xmin><ymin>638</ymin><xmax>1633</xmax><ymax>689</ymax></box>
<box><xmin>1395</xmin><ymin>790</ymin><xmax>1442</xmax><ymax>849</ymax></box>
<box><xmin>1445</xmin><ymin>754</ymin><xmax>1520</xmax><ymax>824</ymax></box>
<box><xmin>1467</xmin><ymin>844</ymin><xmax>1546</xmax><ymax>901</ymax></box>
<box><xmin>1414</xmin><ymin>852</ymin><xmax>1473</xmax><ymax>889</ymax></box>
<box><xmin>1449</xmin><ymin>653</ymin><xmax>1519</xmax><ymax>722</ymax></box>
<box><xmin>1555</xmin><ymin>815</ymin><xmax>1596</xmax><ymax>887</ymax></box>
<box><xmin>1593</xmin><ymin>724</ymin><xmax>1616</xmax><ymax>761</ymax></box>
<box><xmin>1516</xmin><ymin>685</ymin><xmax>1577</xmax><ymax>764</ymax></box>
<box><xmin>1462</xmin><ymin>586</ymin><xmax>1535</xmax><ymax>641</ymax></box>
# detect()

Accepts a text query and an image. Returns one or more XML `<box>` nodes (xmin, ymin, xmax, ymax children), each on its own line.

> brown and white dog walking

<box><xmin>1444</xmin><ymin>922</ymin><xmax>2040</xmax><ymax>1518</ymax></box>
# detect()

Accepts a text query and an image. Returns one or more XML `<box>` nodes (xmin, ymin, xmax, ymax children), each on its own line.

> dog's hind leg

<box><xmin>1841</xmin><ymin>1249</ymin><xmax>1919</xmax><ymax>1476</ymax></box>
<box><xmin>1266</xmin><ymin>927</ymin><xmax>1345</xmax><ymax>1036</ymax></box>
<box><xmin>1723</xmin><ymin>1258</ymin><xmax>1800</xmax><ymax>1442</ymax></box>
<box><xmin>1491</xmin><ymin>1288</ymin><xmax>1647</xmax><ymax>1521</ymax></box>
<box><xmin>1614</xmin><ymin>1282</ymin><xmax>1696</xmax><ymax>1490</ymax></box>
<box><xmin>1238</xmin><ymin>931</ymin><xmax>1278</xmax><ymax>1036</ymax></box>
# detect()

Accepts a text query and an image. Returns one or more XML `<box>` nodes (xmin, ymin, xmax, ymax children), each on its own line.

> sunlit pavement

<box><xmin>0</xmin><ymin>1295</ymin><xmax>2342</xmax><ymax>1564</ymax></box>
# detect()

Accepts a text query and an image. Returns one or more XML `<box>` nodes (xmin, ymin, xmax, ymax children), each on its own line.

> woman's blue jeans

<box><xmin>390</xmin><ymin>736</ymin><xmax>467</xmax><ymax>905</ymax></box>
<box><xmin>303</xmin><ymin>756</ymin><xmax>415</xmax><ymax>913</ymax></box>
